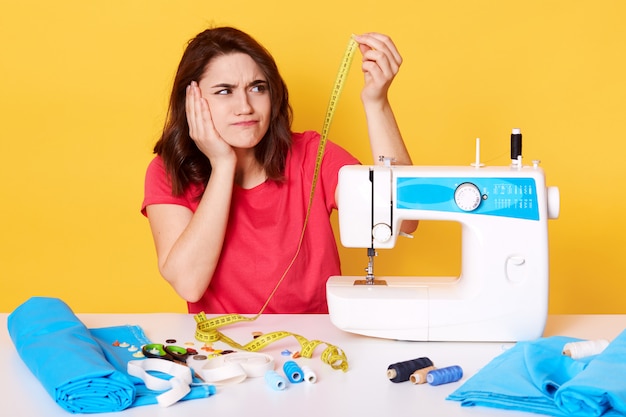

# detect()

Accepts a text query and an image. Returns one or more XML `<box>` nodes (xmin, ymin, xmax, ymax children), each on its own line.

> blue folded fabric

<box><xmin>7</xmin><ymin>297</ymin><xmax>214</xmax><ymax>413</ymax></box>
<box><xmin>555</xmin><ymin>331</ymin><xmax>626</xmax><ymax>416</ymax></box>
<box><xmin>447</xmin><ymin>331</ymin><xmax>626</xmax><ymax>416</ymax></box>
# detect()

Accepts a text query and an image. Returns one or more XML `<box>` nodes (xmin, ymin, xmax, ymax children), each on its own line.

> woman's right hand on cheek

<box><xmin>185</xmin><ymin>81</ymin><xmax>236</xmax><ymax>165</ymax></box>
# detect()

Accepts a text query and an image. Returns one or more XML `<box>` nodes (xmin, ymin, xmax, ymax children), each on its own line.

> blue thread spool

<box><xmin>387</xmin><ymin>357</ymin><xmax>434</xmax><ymax>383</ymax></box>
<box><xmin>264</xmin><ymin>370</ymin><xmax>287</xmax><ymax>390</ymax></box>
<box><xmin>283</xmin><ymin>360</ymin><xmax>304</xmax><ymax>383</ymax></box>
<box><xmin>426</xmin><ymin>365</ymin><xmax>463</xmax><ymax>386</ymax></box>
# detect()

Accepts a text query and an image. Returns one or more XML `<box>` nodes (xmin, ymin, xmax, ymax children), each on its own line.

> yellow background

<box><xmin>1</xmin><ymin>0</ymin><xmax>624</xmax><ymax>313</ymax></box>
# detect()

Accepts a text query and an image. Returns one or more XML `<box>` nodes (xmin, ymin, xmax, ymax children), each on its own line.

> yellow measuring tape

<box><xmin>193</xmin><ymin>37</ymin><xmax>359</xmax><ymax>372</ymax></box>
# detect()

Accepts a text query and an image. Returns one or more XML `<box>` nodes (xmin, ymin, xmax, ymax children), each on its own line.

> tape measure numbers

<box><xmin>315</xmin><ymin>36</ymin><xmax>358</xmax><ymax>206</ymax></box>
<box><xmin>193</xmin><ymin>37</ymin><xmax>359</xmax><ymax>372</ymax></box>
<box><xmin>320</xmin><ymin>37</ymin><xmax>359</xmax><ymax>150</ymax></box>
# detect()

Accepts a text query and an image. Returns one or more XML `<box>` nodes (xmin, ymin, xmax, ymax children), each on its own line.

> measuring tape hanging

<box><xmin>193</xmin><ymin>36</ymin><xmax>359</xmax><ymax>372</ymax></box>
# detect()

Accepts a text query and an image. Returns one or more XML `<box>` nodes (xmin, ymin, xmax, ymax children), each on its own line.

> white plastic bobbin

<box><xmin>301</xmin><ymin>365</ymin><xmax>317</xmax><ymax>383</ymax></box>
<box><xmin>562</xmin><ymin>339</ymin><xmax>610</xmax><ymax>359</ymax></box>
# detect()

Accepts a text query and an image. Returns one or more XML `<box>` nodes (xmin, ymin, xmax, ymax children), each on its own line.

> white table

<box><xmin>2</xmin><ymin>313</ymin><xmax>625</xmax><ymax>417</ymax></box>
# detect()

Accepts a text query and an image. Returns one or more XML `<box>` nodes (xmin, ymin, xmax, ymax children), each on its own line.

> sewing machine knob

<box><xmin>454</xmin><ymin>182</ymin><xmax>482</xmax><ymax>212</ymax></box>
<box><xmin>372</xmin><ymin>223</ymin><xmax>392</xmax><ymax>243</ymax></box>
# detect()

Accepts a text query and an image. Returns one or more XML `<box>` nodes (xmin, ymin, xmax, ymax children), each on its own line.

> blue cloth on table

<box><xmin>447</xmin><ymin>331</ymin><xmax>626</xmax><ymax>416</ymax></box>
<box><xmin>7</xmin><ymin>296</ymin><xmax>215</xmax><ymax>413</ymax></box>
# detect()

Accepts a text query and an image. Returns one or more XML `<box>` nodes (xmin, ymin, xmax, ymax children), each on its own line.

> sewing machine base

<box><xmin>326</xmin><ymin>275</ymin><xmax>548</xmax><ymax>342</ymax></box>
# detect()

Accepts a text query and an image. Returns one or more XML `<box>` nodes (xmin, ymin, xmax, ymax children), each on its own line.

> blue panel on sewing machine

<box><xmin>396</xmin><ymin>177</ymin><xmax>539</xmax><ymax>220</ymax></box>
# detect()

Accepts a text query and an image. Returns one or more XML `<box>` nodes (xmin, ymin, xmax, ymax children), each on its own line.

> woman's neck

<box><xmin>234</xmin><ymin>148</ymin><xmax>266</xmax><ymax>189</ymax></box>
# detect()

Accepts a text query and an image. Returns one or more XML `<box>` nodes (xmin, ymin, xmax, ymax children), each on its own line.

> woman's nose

<box><xmin>235</xmin><ymin>91</ymin><xmax>253</xmax><ymax>115</ymax></box>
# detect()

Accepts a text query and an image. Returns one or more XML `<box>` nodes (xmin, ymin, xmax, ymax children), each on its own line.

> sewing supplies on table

<box><xmin>283</xmin><ymin>360</ymin><xmax>305</xmax><ymax>383</ymax></box>
<box><xmin>410</xmin><ymin>366</ymin><xmax>436</xmax><ymax>385</ymax></box>
<box><xmin>387</xmin><ymin>357</ymin><xmax>434</xmax><ymax>383</ymax></box>
<box><xmin>127</xmin><ymin>358</ymin><xmax>195</xmax><ymax>407</ymax></box>
<box><xmin>265</xmin><ymin>370</ymin><xmax>288</xmax><ymax>391</ymax></box>
<box><xmin>386</xmin><ymin>356</ymin><xmax>462</xmax><ymax>387</ymax></box>
<box><xmin>562</xmin><ymin>339</ymin><xmax>609</xmax><ymax>359</ymax></box>
<box><xmin>132</xmin><ymin>335</ymin><xmax>315</xmax><ymax>393</ymax></box>
<box><xmin>427</xmin><ymin>366</ymin><xmax>464</xmax><ymax>386</ymax></box>
<box><xmin>327</xmin><ymin>129</ymin><xmax>561</xmax><ymax>342</ymax></box>
<box><xmin>194</xmin><ymin>312</ymin><xmax>348</xmax><ymax>372</ymax></box>
<box><xmin>198</xmin><ymin>351</ymin><xmax>275</xmax><ymax>386</ymax></box>
<box><xmin>142</xmin><ymin>343</ymin><xmax>189</xmax><ymax>363</ymax></box>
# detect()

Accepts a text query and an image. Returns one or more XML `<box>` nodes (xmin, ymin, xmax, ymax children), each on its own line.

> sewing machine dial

<box><xmin>454</xmin><ymin>182</ymin><xmax>483</xmax><ymax>211</ymax></box>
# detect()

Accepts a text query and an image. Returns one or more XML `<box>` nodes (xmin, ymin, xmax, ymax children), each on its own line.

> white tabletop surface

<box><xmin>2</xmin><ymin>313</ymin><xmax>625</xmax><ymax>417</ymax></box>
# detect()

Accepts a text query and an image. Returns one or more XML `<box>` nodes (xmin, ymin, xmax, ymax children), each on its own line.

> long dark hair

<box><xmin>154</xmin><ymin>27</ymin><xmax>293</xmax><ymax>195</ymax></box>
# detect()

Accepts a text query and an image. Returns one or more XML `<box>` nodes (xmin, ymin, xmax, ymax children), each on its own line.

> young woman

<box><xmin>142</xmin><ymin>27</ymin><xmax>415</xmax><ymax>314</ymax></box>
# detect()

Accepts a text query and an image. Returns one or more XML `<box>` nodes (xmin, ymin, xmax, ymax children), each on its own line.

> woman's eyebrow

<box><xmin>210</xmin><ymin>82</ymin><xmax>236</xmax><ymax>89</ymax></box>
<box><xmin>210</xmin><ymin>79</ymin><xmax>267</xmax><ymax>89</ymax></box>
<box><xmin>249</xmin><ymin>79</ymin><xmax>267</xmax><ymax>86</ymax></box>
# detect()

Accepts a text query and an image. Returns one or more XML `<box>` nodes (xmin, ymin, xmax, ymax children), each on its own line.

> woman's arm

<box><xmin>146</xmin><ymin>82</ymin><xmax>237</xmax><ymax>302</ymax></box>
<box><xmin>146</xmin><ymin>163</ymin><xmax>234</xmax><ymax>302</ymax></box>
<box><xmin>354</xmin><ymin>33</ymin><xmax>418</xmax><ymax>233</ymax></box>
<box><xmin>354</xmin><ymin>33</ymin><xmax>412</xmax><ymax>165</ymax></box>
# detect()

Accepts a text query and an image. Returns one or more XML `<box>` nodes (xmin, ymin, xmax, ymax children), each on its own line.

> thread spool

<box><xmin>283</xmin><ymin>360</ymin><xmax>304</xmax><ymax>383</ymax></box>
<box><xmin>387</xmin><ymin>357</ymin><xmax>434</xmax><ymax>383</ymax></box>
<box><xmin>511</xmin><ymin>128</ymin><xmax>522</xmax><ymax>165</ymax></box>
<box><xmin>264</xmin><ymin>370</ymin><xmax>287</xmax><ymax>391</ymax></box>
<box><xmin>426</xmin><ymin>365</ymin><xmax>463</xmax><ymax>386</ymax></box>
<box><xmin>562</xmin><ymin>339</ymin><xmax>609</xmax><ymax>359</ymax></box>
<box><xmin>410</xmin><ymin>365</ymin><xmax>436</xmax><ymax>385</ymax></box>
<box><xmin>301</xmin><ymin>365</ymin><xmax>317</xmax><ymax>384</ymax></box>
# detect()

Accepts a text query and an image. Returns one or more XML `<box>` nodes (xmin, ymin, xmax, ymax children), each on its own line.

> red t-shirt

<box><xmin>142</xmin><ymin>131</ymin><xmax>359</xmax><ymax>314</ymax></box>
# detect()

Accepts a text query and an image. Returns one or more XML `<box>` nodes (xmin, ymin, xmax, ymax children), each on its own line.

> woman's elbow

<box><xmin>401</xmin><ymin>220</ymin><xmax>419</xmax><ymax>235</ymax></box>
<box><xmin>159</xmin><ymin>267</ymin><xmax>209</xmax><ymax>303</ymax></box>
<box><xmin>172</xmin><ymin>280</ymin><xmax>207</xmax><ymax>303</ymax></box>
<box><xmin>181</xmin><ymin>289</ymin><xmax>204</xmax><ymax>303</ymax></box>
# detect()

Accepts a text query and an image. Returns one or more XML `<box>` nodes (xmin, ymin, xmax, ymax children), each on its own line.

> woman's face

<box><xmin>198</xmin><ymin>52</ymin><xmax>271</xmax><ymax>150</ymax></box>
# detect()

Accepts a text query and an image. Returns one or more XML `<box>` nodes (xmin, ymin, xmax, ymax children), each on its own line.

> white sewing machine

<box><xmin>326</xmin><ymin>131</ymin><xmax>560</xmax><ymax>342</ymax></box>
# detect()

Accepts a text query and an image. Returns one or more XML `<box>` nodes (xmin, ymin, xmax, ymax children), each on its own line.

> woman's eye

<box><xmin>216</xmin><ymin>89</ymin><xmax>231</xmax><ymax>95</ymax></box>
<box><xmin>251</xmin><ymin>84</ymin><xmax>267</xmax><ymax>93</ymax></box>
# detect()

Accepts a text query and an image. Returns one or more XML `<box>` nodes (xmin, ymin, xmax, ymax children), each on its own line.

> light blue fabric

<box><xmin>555</xmin><ymin>331</ymin><xmax>626</xmax><ymax>416</ymax></box>
<box><xmin>7</xmin><ymin>297</ymin><xmax>215</xmax><ymax>413</ymax></box>
<box><xmin>447</xmin><ymin>331</ymin><xmax>626</xmax><ymax>416</ymax></box>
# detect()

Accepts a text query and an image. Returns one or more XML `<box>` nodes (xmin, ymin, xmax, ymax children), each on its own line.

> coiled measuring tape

<box><xmin>194</xmin><ymin>36</ymin><xmax>358</xmax><ymax>373</ymax></box>
<box><xmin>194</xmin><ymin>312</ymin><xmax>348</xmax><ymax>371</ymax></box>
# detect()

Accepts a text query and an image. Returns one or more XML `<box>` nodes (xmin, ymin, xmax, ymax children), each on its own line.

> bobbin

<box><xmin>265</xmin><ymin>370</ymin><xmax>287</xmax><ymax>391</ymax></box>
<box><xmin>283</xmin><ymin>360</ymin><xmax>304</xmax><ymax>383</ymax></box>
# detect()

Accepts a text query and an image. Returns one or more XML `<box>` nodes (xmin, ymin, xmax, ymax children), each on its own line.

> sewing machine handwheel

<box><xmin>372</xmin><ymin>223</ymin><xmax>392</xmax><ymax>243</ymax></box>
